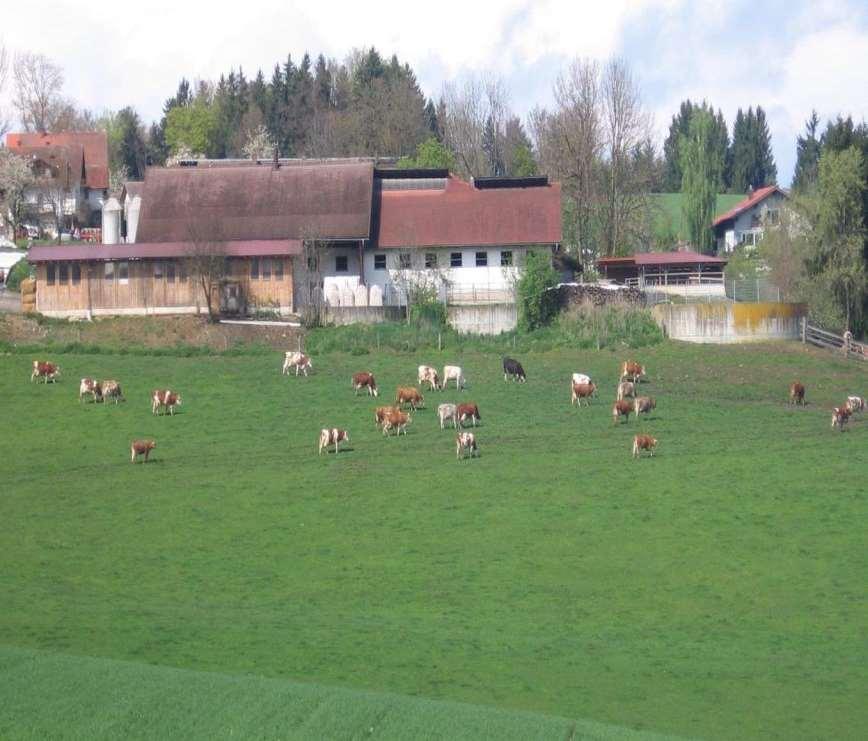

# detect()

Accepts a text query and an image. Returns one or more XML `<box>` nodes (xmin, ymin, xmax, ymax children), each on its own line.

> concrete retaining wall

<box><xmin>324</xmin><ymin>306</ymin><xmax>405</xmax><ymax>325</ymax></box>
<box><xmin>448</xmin><ymin>303</ymin><xmax>517</xmax><ymax>335</ymax></box>
<box><xmin>652</xmin><ymin>302</ymin><xmax>807</xmax><ymax>343</ymax></box>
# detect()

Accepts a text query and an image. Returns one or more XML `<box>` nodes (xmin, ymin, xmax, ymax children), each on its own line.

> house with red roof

<box><xmin>712</xmin><ymin>185</ymin><xmax>787</xmax><ymax>253</ymax></box>
<box><xmin>6</xmin><ymin>131</ymin><xmax>110</xmax><ymax>237</ymax></box>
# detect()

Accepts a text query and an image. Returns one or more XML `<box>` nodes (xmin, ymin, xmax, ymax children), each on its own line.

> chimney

<box><xmin>272</xmin><ymin>146</ymin><xmax>280</xmax><ymax>170</ymax></box>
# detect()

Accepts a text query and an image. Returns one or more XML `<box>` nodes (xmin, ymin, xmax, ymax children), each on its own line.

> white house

<box><xmin>713</xmin><ymin>185</ymin><xmax>788</xmax><ymax>253</ymax></box>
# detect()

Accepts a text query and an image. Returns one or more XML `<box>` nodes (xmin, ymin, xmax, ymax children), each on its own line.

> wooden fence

<box><xmin>802</xmin><ymin>318</ymin><xmax>867</xmax><ymax>360</ymax></box>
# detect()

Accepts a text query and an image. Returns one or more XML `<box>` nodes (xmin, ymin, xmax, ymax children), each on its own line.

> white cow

<box><xmin>846</xmin><ymin>395</ymin><xmax>865</xmax><ymax>413</ymax></box>
<box><xmin>616</xmin><ymin>381</ymin><xmax>635</xmax><ymax>401</ymax></box>
<box><xmin>418</xmin><ymin>365</ymin><xmax>440</xmax><ymax>390</ymax></box>
<box><xmin>456</xmin><ymin>432</ymin><xmax>479</xmax><ymax>460</ymax></box>
<box><xmin>437</xmin><ymin>403</ymin><xmax>458</xmax><ymax>429</ymax></box>
<box><xmin>443</xmin><ymin>365</ymin><xmax>466</xmax><ymax>390</ymax></box>
<box><xmin>283</xmin><ymin>351</ymin><xmax>312</xmax><ymax>376</ymax></box>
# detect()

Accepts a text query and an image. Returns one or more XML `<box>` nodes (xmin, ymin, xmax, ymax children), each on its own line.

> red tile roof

<box><xmin>375</xmin><ymin>176</ymin><xmax>561</xmax><ymax>248</ymax></box>
<box><xmin>27</xmin><ymin>240</ymin><xmax>302</xmax><ymax>263</ymax></box>
<box><xmin>712</xmin><ymin>185</ymin><xmax>785</xmax><ymax>227</ymax></box>
<box><xmin>6</xmin><ymin>131</ymin><xmax>109</xmax><ymax>190</ymax></box>
<box><xmin>597</xmin><ymin>250</ymin><xmax>727</xmax><ymax>267</ymax></box>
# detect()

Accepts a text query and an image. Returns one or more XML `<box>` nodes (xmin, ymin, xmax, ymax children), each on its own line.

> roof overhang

<box><xmin>27</xmin><ymin>240</ymin><xmax>303</xmax><ymax>263</ymax></box>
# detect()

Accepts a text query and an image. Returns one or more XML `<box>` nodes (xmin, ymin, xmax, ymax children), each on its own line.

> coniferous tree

<box><xmin>423</xmin><ymin>99</ymin><xmax>441</xmax><ymax>141</ymax></box>
<box><xmin>792</xmin><ymin>111</ymin><xmax>821</xmax><ymax>192</ymax></box>
<box><xmin>730</xmin><ymin>106</ymin><xmax>777</xmax><ymax>191</ymax></box>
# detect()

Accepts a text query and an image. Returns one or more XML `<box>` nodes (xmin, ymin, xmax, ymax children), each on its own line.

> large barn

<box><xmin>27</xmin><ymin>160</ymin><xmax>562</xmax><ymax>318</ymax></box>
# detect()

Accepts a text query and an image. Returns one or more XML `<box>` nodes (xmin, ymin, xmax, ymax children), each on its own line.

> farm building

<box><xmin>712</xmin><ymin>185</ymin><xmax>788</xmax><ymax>253</ymax></box>
<box><xmin>26</xmin><ymin>160</ymin><xmax>562</xmax><ymax>319</ymax></box>
<box><xmin>5</xmin><ymin>131</ymin><xmax>110</xmax><ymax>235</ymax></box>
<box><xmin>597</xmin><ymin>249</ymin><xmax>728</xmax><ymax>298</ymax></box>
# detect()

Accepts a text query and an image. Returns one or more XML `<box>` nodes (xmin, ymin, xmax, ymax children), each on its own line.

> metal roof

<box><xmin>27</xmin><ymin>240</ymin><xmax>302</xmax><ymax>263</ymax></box>
<box><xmin>597</xmin><ymin>250</ymin><xmax>728</xmax><ymax>267</ymax></box>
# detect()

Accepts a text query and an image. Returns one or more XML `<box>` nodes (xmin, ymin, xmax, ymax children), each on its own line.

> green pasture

<box><xmin>1</xmin><ymin>341</ymin><xmax>866</xmax><ymax>739</ymax></box>
<box><xmin>650</xmin><ymin>193</ymin><xmax>746</xmax><ymax>244</ymax></box>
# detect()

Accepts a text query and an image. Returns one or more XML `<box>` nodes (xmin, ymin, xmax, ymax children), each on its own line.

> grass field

<box><xmin>1</xmin><ymin>340</ymin><xmax>866</xmax><ymax>739</ymax></box>
<box><xmin>650</xmin><ymin>193</ymin><xmax>746</xmax><ymax>243</ymax></box>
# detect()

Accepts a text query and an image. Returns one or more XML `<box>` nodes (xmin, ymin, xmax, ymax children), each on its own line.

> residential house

<box><xmin>712</xmin><ymin>185</ymin><xmax>788</xmax><ymax>253</ymax></box>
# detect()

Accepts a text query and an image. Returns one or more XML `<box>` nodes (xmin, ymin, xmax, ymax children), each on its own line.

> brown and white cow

<box><xmin>374</xmin><ymin>405</ymin><xmax>401</xmax><ymax>427</ymax></box>
<box><xmin>152</xmin><ymin>389</ymin><xmax>182</xmax><ymax>416</ymax></box>
<box><xmin>456</xmin><ymin>402</ymin><xmax>481</xmax><ymax>427</ymax></box>
<box><xmin>442</xmin><ymin>365</ymin><xmax>466</xmax><ymax>390</ymax></box>
<box><xmin>632</xmin><ymin>434</ymin><xmax>657</xmax><ymax>459</ymax></box>
<box><xmin>846</xmin><ymin>395</ymin><xmax>865</xmax><ymax>413</ymax></box>
<box><xmin>352</xmin><ymin>372</ymin><xmax>379</xmax><ymax>397</ymax></box>
<box><xmin>831</xmin><ymin>405</ymin><xmax>852</xmax><ymax>432</ymax></box>
<box><xmin>282</xmin><ymin>351</ymin><xmax>313</xmax><ymax>377</ymax></box>
<box><xmin>130</xmin><ymin>439</ymin><xmax>156</xmax><ymax>464</ymax></box>
<box><xmin>571</xmin><ymin>372</ymin><xmax>592</xmax><ymax>386</ymax></box>
<box><xmin>101</xmin><ymin>380</ymin><xmax>125</xmax><ymax>404</ymax></box>
<box><xmin>418</xmin><ymin>365</ymin><xmax>440</xmax><ymax>391</ymax></box>
<box><xmin>319</xmin><ymin>427</ymin><xmax>349</xmax><ymax>454</ymax></box>
<box><xmin>437</xmin><ymin>403</ymin><xmax>458</xmax><ymax>430</ymax></box>
<box><xmin>634</xmin><ymin>396</ymin><xmax>656</xmax><ymax>417</ymax></box>
<box><xmin>382</xmin><ymin>410</ymin><xmax>411</xmax><ymax>436</ymax></box>
<box><xmin>616</xmin><ymin>380</ymin><xmax>635</xmax><ymax>401</ymax></box>
<box><xmin>31</xmin><ymin>360</ymin><xmax>60</xmax><ymax>383</ymax></box>
<box><xmin>456</xmin><ymin>431</ymin><xmax>479</xmax><ymax>460</ymax></box>
<box><xmin>789</xmin><ymin>381</ymin><xmax>806</xmax><ymax>405</ymax></box>
<box><xmin>571</xmin><ymin>382</ymin><xmax>597</xmax><ymax>407</ymax></box>
<box><xmin>395</xmin><ymin>386</ymin><xmax>424</xmax><ymax>410</ymax></box>
<box><xmin>620</xmin><ymin>361</ymin><xmax>646</xmax><ymax>383</ymax></box>
<box><xmin>612</xmin><ymin>399</ymin><xmax>633</xmax><ymax>424</ymax></box>
<box><xmin>79</xmin><ymin>378</ymin><xmax>103</xmax><ymax>403</ymax></box>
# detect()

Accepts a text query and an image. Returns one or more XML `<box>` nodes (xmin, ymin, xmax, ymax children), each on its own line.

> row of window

<box><xmin>368</xmin><ymin>250</ymin><xmax>513</xmax><ymax>272</ymax></box>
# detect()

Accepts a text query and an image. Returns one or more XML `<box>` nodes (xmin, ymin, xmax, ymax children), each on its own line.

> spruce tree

<box><xmin>792</xmin><ymin>111</ymin><xmax>821</xmax><ymax>192</ymax></box>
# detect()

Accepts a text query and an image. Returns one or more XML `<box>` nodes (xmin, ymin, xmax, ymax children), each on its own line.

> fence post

<box><xmin>801</xmin><ymin>316</ymin><xmax>807</xmax><ymax>343</ymax></box>
<box><xmin>438</xmin><ymin>332</ymin><xmax>442</xmax><ymax>352</ymax></box>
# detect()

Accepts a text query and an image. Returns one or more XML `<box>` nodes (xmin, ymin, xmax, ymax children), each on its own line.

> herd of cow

<box><xmin>29</xmin><ymin>350</ymin><xmax>865</xmax><ymax>465</ymax></box>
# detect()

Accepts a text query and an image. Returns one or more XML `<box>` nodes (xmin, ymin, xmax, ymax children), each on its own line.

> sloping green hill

<box><xmin>650</xmin><ymin>193</ymin><xmax>745</xmax><ymax>244</ymax></box>
<box><xmin>0</xmin><ymin>646</ymin><xmax>682</xmax><ymax>740</ymax></box>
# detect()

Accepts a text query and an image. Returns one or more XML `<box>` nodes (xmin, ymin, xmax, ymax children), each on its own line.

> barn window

<box><xmin>374</xmin><ymin>254</ymin><xmax>386</xmax><ymax>270</ymax></box>
<box><xmin>261</xmin><ymin>258</ymin><xmax>271</xmax><ymax>280</ymax></box>
<box><xmin>475</xmin><ymin>251</ymin><xmax>488</xmax><ymax>267</ymax></box>
<box><xmin>166</xmin><ymin>262</ymin><xmax>176</xmax><ymax>283</ymax></box>
<box><xmin>118</xmin><ymin>261</ymin><xmax>129</xmax><ymax>284</ymax></box>
<box><xmin>500</xmin><ymin>250</ymin><xmax>513</xmax><ymax>267</ymax></box>
<box><xmin>154</xmin><ymin>261</ymin><xmax>164</xmax><ymax>280</ymax></box>
<box><xmin>398</xmin><ymin>252</ymin><xmax>411</xmax><ymax>270</ymax></box>
<box><xmin>58</xmin><ymin>263</ymin><xmax>69</xmax><ymax>284</ymax></box>
<box><xmin>179</xmin><ymin>261</ymin><xmax>187</xmax><ymax>282</ymax></box>
<box><xmin>335</xmin><ymin>255</ymin><xmax>348</xmax><ymax>272</ymax></box>
<box><xmin>450</xmin><ymin>252</ymin><xmax>463</xmax><ymax>268</ymax></box>
<box><xmin>104</xmin><ymin>262</ymin><xmax>115</xmax><ymax>281</ymax></box>
<box><xmin>425</xmin><ymin>253</ymin><xmax>438</xmax><ymax>269</ymax></box>
<box><xmin>46</xmin><ymin>263</ymin><xmax>56</xmax><ymax>285</ymax></box>
<box><xmin>274</xmin><ymin>258</ymin><xmax>284</xmax><ymax>280</ymax></box>
<box><xmin>250</xmin><ymin>258</ymin><xmax>259</xmax><ymax>279</ymax></box>
<box><xmin>71</xmin><ymin>263</ymin><xmax>81</xmax><ymax>284</ymax></box>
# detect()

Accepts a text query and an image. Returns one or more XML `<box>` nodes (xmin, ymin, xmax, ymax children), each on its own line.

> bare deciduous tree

<box><xmin>13</xmin><ymin>52</ymin><xmax>65</xmax><ymax>133</ymax></box>
<box><xmin>184</xmin><ymin>219</ymin><xmax>227</xmax><ymax>322</ymax></box>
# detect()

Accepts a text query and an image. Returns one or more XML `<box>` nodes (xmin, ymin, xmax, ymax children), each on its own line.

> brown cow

<box><xmin>374</xmin><ymin>405</ymin><xmax>401</xmax><ymax>427</ymax></box>
<box><xmin>395</xmin><ymin>386</ymin><xmax>425</xmax><ymax>410</ymax></box>
<box><xmin>130</xmin><ymin>439</ymin><xmax>156</xmax><ymax>463</ymax></box>
<box><xmin>101</xmin><ymin>380</ymin><xmax>125</xmax><ymax>404</ymax></box>
<box><xmin>831</xmin><ymin>405</ymin><xmax>852</xmax><ymax>432</ymax></box>
<box><xmin>456</xmin><ymin>431</ymin><xmax>479</xmax><ymax>460</ymax></box>
<box><xmin>571</xmin><ymin>382</ymin><xmax>597</xmax><ymax>407</ymax></box>
<box><xmin>456</xmin><ymin>402</ymin><xmax>481</xmax><ymax>427</ymax></box>
<box><xmin>632</xmin><ymin>434</ymin><xmax>657</xmax><ymax>459</ymax></box>
<box><xmin>418</xmin><ymin>365</ymin><xmax>440</xmax><ymax>391</ymax></box>
<box><xmin>319</xmin><ymin>428</ymin><xmax>349</xmax><ymax>454</ymax></box>
<box><xmin>789</xmin><ymin>382</ymin><xmax>806</xmax><ymax>405</ymax></box>
<box><xmin>79</xmin><ymin>378</ymin><xmax>103</xmax><ymax>403</ymax></box>
<box><xmin>352</xmin><ymin>372</ymin><xmax>379</xmax><ymax>397</ymax></box>
<box><xmin>152</xmin><ymin>389</ymin><xmax>182</xmax><ymax>415</ymax></box>
<box><xmin>634</xmin><ymin>396</ymin><xmax>656</xmax><ymax>417</ymax></box>
<box><xmin>846</xmin><ymin>395</ymin><xmax>865</xmax><ymax>413</ymax></box>
<box><xmin>31</xmin><ymin>360</ymin><xmax>60</xmax><ymax>383</ymax></box>
<box><xmin>382</xmin><ymin>410</ymin><xmax>411</xmax><ymax>436</ymax></box>
<box><xmin>620</xmin><ymin>361</ymin><xmax>646</xmax><ymax>383</ymax></box>
<box><xmin>612</xmin><ymin>399</ymin><xmax>633</xmax><ymax>424</ymax></box>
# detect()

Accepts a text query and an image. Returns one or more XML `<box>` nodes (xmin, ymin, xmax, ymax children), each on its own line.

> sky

<box><xmin>2</xmin><ymin>0</ymin><xmax>867</xmax><ymax>185</ymax></box>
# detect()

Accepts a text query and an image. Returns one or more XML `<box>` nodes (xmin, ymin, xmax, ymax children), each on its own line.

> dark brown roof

<box><xmin>597</xmin><ymin>250</ymin><xmax>727</xmax><ymax>267</ymax></box>
<box><xmin>27</xmin><ymin>240</ymin><xmax>302</xmax><ymax>263</ymax></box>
<box><xmin>712</xmin><ymin>185</ymin><xmax>786</xmax><ymax>227</ymax></box>
<box><xmin>135</xmin><ymin>163</ymin><xmax>374</xmax><ymax>243</ymax></box>
<box><xmin>375</xmin><ymin>176</ymin><xmax>562</xmax><ymax>248</ymax></box>
<box><xmin>6</xmin><ymin>131</ymin><xmax>109</xmax><ymax>189</ymax></box>
<box><xmin>14</xmin><ymin>144</ymin><xmax>84</xmax><ymax>189</ymax></box>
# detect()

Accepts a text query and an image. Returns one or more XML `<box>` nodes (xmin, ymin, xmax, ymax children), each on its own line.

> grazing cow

<box><xmin>374</xmin><ymin>405</ymin><xmax>401</xmax><ymax>427</ymax></box>
<box><xmin>456</xmin><ymin>431</ymin><xmax>479</xmax><ymax>460</ymax></box>
<box><xmin>395</xmin><ymin>386</ymin><xmax>425</xmax><ymax>410</ymax></box>
<box><xmin>456</xmin><ymin>402</ymin><xmax>481</xmax><ymax>427</ymax></box>
<box><xmin>31</xmin><ymin>361</ymin><xmax>60</xmax><ymax>383</ymax></box>
<box><xmin>572</xmin><ymin>373</ymin><xmax>592</xmax><ymax>386</ymax></box>
<box><xmin>130</xmin><ymin>439</ymin><xmax>156</xmax><ymax>464</ymax></box>
<box><xmin>612</xmin><ymin>399</ymin><xmax>633</xmax><ymax>424</ymax></box>
<box><xmin>437</xmin><ymin>403</ymin><xmax>458</xmax><ymax>430</ymax></box>
<box><xmin>382</xmin><ymin>410</ymin><xmax>411</xmax><ymax>436</ymax></box>
<box><xmin>101</xmin><ymin>380</ymin><xmax>125</xmax><ymax>404</ymax></box>
<box><xmin>79</xmin><ymin>378</ymin><xmax>103</xmax><ymax>403</ymax></box>
<box><xmin>571</xmin><ymin>382</ymin><xmax>597</xmax><ymax>407</ymax></box>
<box><xmin>831</xmin><ymin>406</ymin><xmax>852</xmax><ymax>432</ymax></box>
<box><xmin>789</xmin><ymin>382</ymin><xmax>806</xmax><ymax>405</ymax></box>
<box><xmin>319</xmin><ymin>428</ymin><xmax>349</xmax><ymax>454</ymax></box>
<box><xmin>632</xmin><ymin>434</ymin><xmax>658</xmax><ymax>459</ymax></box>
<box><xmin>352</xmin><ymin>372</ymin><xmax>379</xmax><ymax>397</ymax></box>
<box><xmin>503</xmin><ymin>357</ymin><xmax>527</xmax><ymax>382</ymax></box>
<box><xmin>282</xmin><ymin>351</ymin><xmax>312</xmax><ymax>377</ymax></box>
<box><xmin>442</xmin><ymin>365</ymin><xmax>466</xmax><ymax>390</ymax></box>
<box><xmin>418</xmin><ymin>365</ymin><xmax>440</xmax><ymax>391</ymax></box>
<box><xmin>846</xmin><ymin>395</ymin><xmax>865</xmax><ymax>413</ymax></box>
<box><xmin>634</xmin><ymin>396</ymin><xmax>656</xmax><ymax>417</ymax></box>
<box><xmin>152</xmin><ymin>389</ymin><xmax>182</xmax><ymax>416</ymax></box>
<box><xmin>616</xmin><ymin>381</ymin><xmax>635</xmax><ymax>401</ymax></box>
<box><xmin>620</xmin><ymin>361</ymin><xmax>646</xmax><ymax>383</ymax></box>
